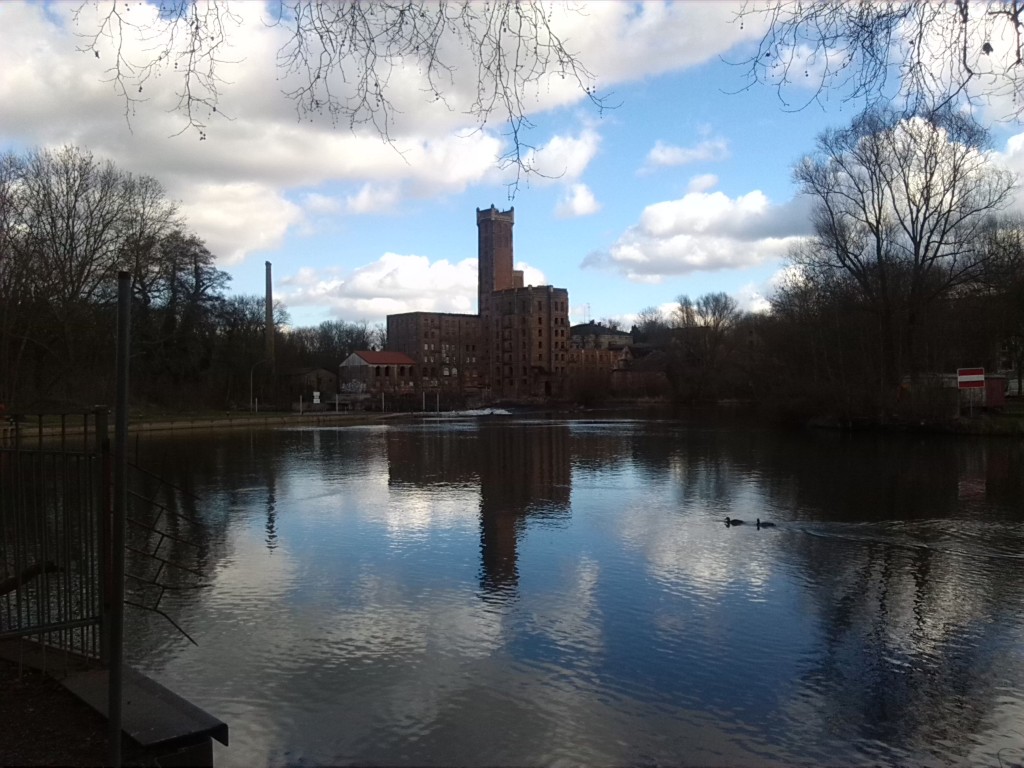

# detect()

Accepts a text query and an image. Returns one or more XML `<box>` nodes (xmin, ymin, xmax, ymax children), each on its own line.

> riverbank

<box><xmin>809</xmin><ymin>408</ymin><xmax>1024</xmax><ymax>436</ymax></box>
<box><xmin>1</xmin><ymin>409</ymin><xmax>406</xmax><ymax>442</ymax></box>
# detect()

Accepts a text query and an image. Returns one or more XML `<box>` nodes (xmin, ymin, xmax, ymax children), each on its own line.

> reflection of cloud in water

<box><xmin>377</xmin><ymin>486</ymin><xmax>481</xmax><ymax>538</ymax></box>
<box><xmin>618</xmin><ymin>499</ymin><xmax>774</xmax><ymax>600</ymax></box>
<box><xmin>155</xmin><ymin>526</ymin><xmax>303</xmax><ymax>768</ymax></box>
<box><xmin>322</xmin><ymin>571</ymin><xmax>504</xmax><ymax>663</ymax></box>
<box><xmin>531</xmin><ymin>557</ymin><xmax>604</xmax><ymax>657</ymax></box>
<box><xmin>209</xmin><ymin>522</ymin><xmax>300</xmax><ymax>604</ymax></box>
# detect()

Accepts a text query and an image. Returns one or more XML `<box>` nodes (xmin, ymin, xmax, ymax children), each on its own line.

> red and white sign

<box><xmin>957</xmin><ymin>367</ymin><xmax>985</xmax><ymax>389</ymax></box>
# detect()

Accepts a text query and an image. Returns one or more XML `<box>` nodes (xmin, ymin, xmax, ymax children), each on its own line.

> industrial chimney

<box><xmin>265</xmin><ymin>261</ymin><xmax>275</xmax><ymax>367</ymax></box>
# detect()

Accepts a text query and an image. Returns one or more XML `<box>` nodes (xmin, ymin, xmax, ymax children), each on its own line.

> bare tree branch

<box><xmin>73</xmin><ymin>1</ymin><xmax>607</xmax><ymax>184</ymax></box>
<box><xmin>733</xmin><ymin>1</ymin><xmax>1024</xmax><ymax>121</ymax></box>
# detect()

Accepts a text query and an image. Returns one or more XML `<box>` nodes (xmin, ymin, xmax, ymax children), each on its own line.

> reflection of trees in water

<box><xmin>265</xmin><ymin>482</ymin><xmax>278</xmax><ymax>551</ymax></box>
<box><xmin>788</xmin><ymin>532</ymin><xmax>1024</xmax><ymax>759</ymax></box>
<box><xmin>754</xmin><ymin>435</ymin><xmax>1024</xmax><ymax>759</ymax></box>
<box><xmin>126</xmin><ymin>428</ymin><xmax>388</xmax><ymax>655</ymax></box>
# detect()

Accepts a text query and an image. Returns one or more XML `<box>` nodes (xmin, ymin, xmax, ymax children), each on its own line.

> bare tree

<box><xmin>671</xmin><ymin>292</ymin><xmax>744</xmax><ymax>400</ymax></box>
<box><xmin>793</xmin><ymin>106</ymin><xmax>1017</xmax><ymax>392</ymax></box>
<box><xmin>632</xmin><ymin>305</ymin><xmax>669</xmax><ymax>344</ymax></box>
<box><xmin>73</xmin><ymin>1</ymin><xmax>605</xmax><ymax>177</ymax></box>
<box><xmin>735</xmin><ymin>1</ymin><xmax>1024</xmax><ymax>121</ymax></box>
<box><xmin>1</xmin><ymin>146</ymin><xmax>181</xmax><ymax>405</ymax></box>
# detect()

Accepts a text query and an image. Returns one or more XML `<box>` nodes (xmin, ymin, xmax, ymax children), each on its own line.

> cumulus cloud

<box><xmin>278</xmin><ymin>253</ymin><xmax>548</xmax><ymax>324</ymax></box>
<box><xmin>547</xmin><ymin>2</ymin><xmax>768</xmax><ymax>86</ymax></box>
<box><xmin>687</xmin><ymin>173</ymin><xmax>719</xmax><ymax>193</ymax></box>
<box><xmin>0</xmin><ymin>0</ymin><xmax>781</xmax><ymax>322</ymax></box>
<box><xmin>643</xmin><ymin>137</ymin><xmax>730</xmax><ymax>171</ymax></box>
<box><xmin>582</xmin><ymin>190</ymin><xmax>813</xmax><ymax>282</ymax></box>
<box><xmin>180</xmin><ymin>183</ymin><xmax>304</xmax><ymax>265</ymax></box>
<box><xmin>556</xmin><ymin>184</ymin><xmax>601</xmax><ymax>218</ymax></box>
<box><xmin>522</xmin><ymin>129</ymin><xmax>602</xmax><ymax>183</ymax></box>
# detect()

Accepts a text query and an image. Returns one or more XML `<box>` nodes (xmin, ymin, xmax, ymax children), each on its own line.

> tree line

<box><xmin>628</xmin><ymin>107</ymin><xmax>1024</xmax><ymax>423</ymax></box>
<box><xmin>4</xmin><ymin>104</ymin><xmax>1023</xmax><ymax>421</ymax></box>
<box><xmin>0</xmin><ymin>145</ymin><xmax>381</xmax><ymax>412</ymax></box>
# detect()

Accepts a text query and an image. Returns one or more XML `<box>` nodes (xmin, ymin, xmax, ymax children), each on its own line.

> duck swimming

<box><xmin>724</xmin><ymin>517</ymin><xmax>745</xmax><ymax>526</ymax></box>
<box><xmin>756</xmin><ymin>518</ymin><xmax>775</xmax><ymax>528</ymax></box>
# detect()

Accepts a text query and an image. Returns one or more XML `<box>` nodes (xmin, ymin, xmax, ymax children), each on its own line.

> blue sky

<box><xmin>3</xmin><ymin>1</ymin><xmax>1024</xmax><ymax>330</ymax></box>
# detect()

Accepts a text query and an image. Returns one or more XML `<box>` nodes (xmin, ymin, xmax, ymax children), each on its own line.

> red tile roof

<box><xmin>352</xmin><ymin>351</ymin><xmax>416</xmax><ymax>366</ymax></box>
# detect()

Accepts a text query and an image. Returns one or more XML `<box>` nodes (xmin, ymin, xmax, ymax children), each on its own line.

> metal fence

<box><xmin>0</xmin><ymin>410</ymin><xmax>109</xmax><ymax>662</ymax></box>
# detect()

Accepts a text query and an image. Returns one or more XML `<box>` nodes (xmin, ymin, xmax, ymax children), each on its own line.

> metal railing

<box><xmin>0</xmin><ymin>409</ymin><xmax>110</xmax><ymax>662</ymax></box>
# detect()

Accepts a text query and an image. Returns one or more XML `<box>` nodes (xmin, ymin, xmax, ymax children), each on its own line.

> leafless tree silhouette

<box><xmin>734</xmin><ymin>1</ymin><xmax>1024</xmax><ymax>121</ymax></box>
<box><xmin>73</xmin><ymin>1</ymin><xmax>606</xmax><ymax>180</ymax></box>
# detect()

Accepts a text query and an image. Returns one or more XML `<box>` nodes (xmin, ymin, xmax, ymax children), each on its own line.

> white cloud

<box><xmin>179</xmin><ymin>183</ymin><xmax>304</xmax><ymax>266</ymax></box>
<box><xmin>582</xmin><ymin>190</ymin><xmax>813</xmax><ymax>282</ymax></box>
<box><xmin>522</xmin><ymin>129</ymin><xmax>602</xmax><ymax>183</ymax></box>
<box><xmin>734</xmin><ymin>282</ymin><xmax>772</xmax><ymax>314</ymax></box>
<box><xmin>278</xmin><ymin>253</ymin><xmax>548</xmax><ymax>324</ymax></box>
<box><xmin>643</xmin><ymin>137</ymin><xmax>730</xmax><ymax>170</ymax></box>
<box><xmin>303</xmin><ymin>193</ymin><xmax>343</xmax><ymax>215</ymax></box>
<box><xmin>547</xmin><ymin>1</ymin><xmax>768</xmax><ymax>87</ymax></box>
<box><xmin>0</xmin><ymin>0</ymin><xmax>783</xmax><ymax>303</ymax></box>
<box><xmin>514</xmin><ymin>262</ymin><xmax>548</xmax><ymax>287</ymax></box>
<box><xmin>345</xmin><ymin>184</ymin><xmax>400</xmax><ymax>214</ymax></box>
<box><xmin>687</xmin><ymin>173</ymin><xmax>719</xmax><ymax>193</ymax></box>
<box><xmin>556</xmin><ymin>184</ymin><xmax>601</xmax><ymax>218</ymax></box>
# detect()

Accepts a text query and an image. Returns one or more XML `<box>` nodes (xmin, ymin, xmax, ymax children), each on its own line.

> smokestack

<box><xmin>265</xmin><ymin>261</ymin><xmax>275</xmax><ymax>365</ymax></box>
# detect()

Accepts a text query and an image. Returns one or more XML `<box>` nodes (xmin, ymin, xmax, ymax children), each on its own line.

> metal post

<box><xmin>108</xmin><ymin>272</ymin><xmax>131</xmax><ymax>768</ymax></box>
<box><xmin>250</xmin><ymin>359</ymin><xmax>267</xmax><ymax>412</ymax></box>
<box><xmin>94</xmin><ymin>407</ymin><xmax>110</xmax><ymax>663</ymax></box>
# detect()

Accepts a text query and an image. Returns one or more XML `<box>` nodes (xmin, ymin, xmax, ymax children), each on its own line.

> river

<box><xmin>123</xmin><ymin>412</ymin><xmax>1024</xmax><ymax>767</ymax></box>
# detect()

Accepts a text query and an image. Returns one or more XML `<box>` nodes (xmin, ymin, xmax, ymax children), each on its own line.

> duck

<box><xmin>724</xmin><ymin>516</ymin><xmax>745</xmax><ymax>526</ymax></box>
<box><xmin>756</xmin><ymin>518</ymin><xmax>775</xmax><ymax>528</ymax></box>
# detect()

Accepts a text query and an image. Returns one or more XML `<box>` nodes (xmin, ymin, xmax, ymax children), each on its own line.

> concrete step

<box><xmin>61</xmin><ymin>665</ymin><xmax>228</xmax><ymax>750</ymax></box>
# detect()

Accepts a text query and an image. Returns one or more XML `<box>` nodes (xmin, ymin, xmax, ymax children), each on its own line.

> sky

<box><xmin>4</xmin><ymin>1</ymin><xmax>1024</xmax><ymax>331</ymax></box>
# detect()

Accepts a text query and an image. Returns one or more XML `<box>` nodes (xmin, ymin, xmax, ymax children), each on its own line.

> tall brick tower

<box><xmin>477</xmin><ymin>206</ymin><xmax>515</xmax><ymax>396</ymax></box>
<box><xmin>477</xmin><ymin>205</ymin><xmax>515</xmax><ymax>310</ymax></box>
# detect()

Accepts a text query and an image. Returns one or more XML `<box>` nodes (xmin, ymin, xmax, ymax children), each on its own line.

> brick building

<box><xmin>386</xmin><ymin>312</ymin><xmax>483</xmax><ymax>392</ymax></box>
<box><xmin>384</xmin><ymin>206</ymin><xmax>571</xmax><ymax>402</ymax></box>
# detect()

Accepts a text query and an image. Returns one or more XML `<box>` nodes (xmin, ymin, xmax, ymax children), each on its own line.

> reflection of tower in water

<box><xmin>477</xmin><ymin>424</ymin><xmax>571</xmax><ymax>599</ymax></box>
<box><xmin>384</xmin><ymin>423</ymin><xmax>571</xmax><ymax>599</ymax></box>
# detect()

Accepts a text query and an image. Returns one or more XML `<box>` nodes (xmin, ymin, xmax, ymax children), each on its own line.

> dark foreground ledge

<box><xmin>0</xmin><ymin>639</ymin><xmax>227</xmax><ymax>768</ymax></box>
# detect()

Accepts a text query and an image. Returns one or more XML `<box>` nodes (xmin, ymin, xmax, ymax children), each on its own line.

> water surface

<box><xmin>125</xmin><ymin>415</ymin><xmax>1024</xmax><ymax>767</ymax></box>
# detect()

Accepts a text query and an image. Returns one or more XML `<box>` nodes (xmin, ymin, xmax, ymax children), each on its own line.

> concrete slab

<box><xmin>61</xmin><ymin>665</ymin><xmax>228</xmax><ymax>749</ymax></box>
